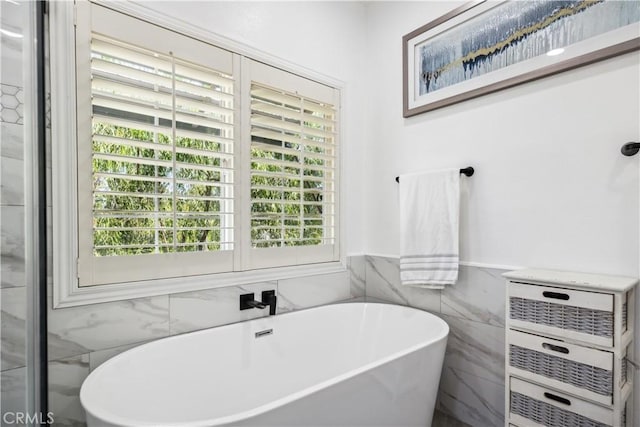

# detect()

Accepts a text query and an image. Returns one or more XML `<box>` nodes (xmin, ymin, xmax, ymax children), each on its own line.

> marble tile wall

<box><xmin>169</xmin><ymin>281</ymin><xmax>277</xmax><ymax>334</ymax></box>
<box><xmin>49</xmin><ymin>355</ymin><xmax>90</xmax><ymax>427</ymax></box>
<box><xmin>347</xmin><ymin>255</ymin><xmax>365</xmax><ymax>299</ymax></box>
<box><xmin>0</xmin><ymin>1</ymin><xmax>24</xmax><ymax>89</ymax></box>
<box><xmin>0</xmin><ymin>367</ymin><xmax>27</xmax><ymax>424</ymax></box>
<box><xmin>278</xmin><ymin>271</ymin><xmax>351</xmax><ymax>312</ymax></box>
<box><xmin>1</xmin><ymin>287</ymin><xmax>26</xmax><ymax>371</ymax></box>
<box><xmin>1</xmin><ymin>1</ymin><xmax>28</xmax><ymax>423</ymax></box>
<box><xmin>363</xmin><ymin>255</ymin><xmax>507</xmax><ymax>427</ymax></box>
<box><xmin>45</xmin><ymin>270</ymin><xmax>356</xmax><ymax>425</ymax></box>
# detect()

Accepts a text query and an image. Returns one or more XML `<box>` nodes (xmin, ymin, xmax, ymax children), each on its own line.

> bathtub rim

<box><xmin>80</xmin><ymin>302</ymin><xmax>449</xmax><ymax>427</ymax></box>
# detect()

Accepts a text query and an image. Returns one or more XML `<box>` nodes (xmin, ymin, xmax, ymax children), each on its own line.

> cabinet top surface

<box><xmin>503</xmin><ymin>269</ymin><xmax>638</xmax><ymax>292</ymax></box>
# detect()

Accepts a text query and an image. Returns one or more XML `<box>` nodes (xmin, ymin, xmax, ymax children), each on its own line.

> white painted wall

<box><xmin>364</xmin><ymin>1</ymin><xmax>639</xmax><ymax>277</ymax></box>
<box><xmin>131</xmin><ymin>1</ymin><xmax>368</xmax><ymax>255</ymax></box>
<box><xmin>364</xmin><ymin>2</ymin><xmax>640</xmax><ymax>424</ymax></box>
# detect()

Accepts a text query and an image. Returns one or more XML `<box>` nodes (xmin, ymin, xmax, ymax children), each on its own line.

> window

<box><xmin>250</xmin><ymin>84</ymin><xmax>336</xmax><ymax>249</ymax></box>
<box><xmin>246</xmin><ymin>60</ymin><xmax>339</xmax><ymax>270</ymax></box>
<box><xmin>90</xmin><ymin>37</ymin><xmax>235</xmax><ymax>259</ymax></box>
<box><xmin>52</xmin><ymin>2</ymin><xmax>340</xmax><ymax>300</ymax></box>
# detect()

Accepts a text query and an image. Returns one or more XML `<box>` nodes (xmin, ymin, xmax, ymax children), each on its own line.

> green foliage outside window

<box><xmin>92</xmin><ymin>122</ymin><xmax>224</xmax><ymax>256</ymax></box>
<box><xmin>250</xmin><ymin>143</ymin><xmax>326</xmax><ymax>248</ymax></box>
<box><xmin>92</xmin><ymin>122</ymin><xmax>330</xmax><ymax>255</ymax></box>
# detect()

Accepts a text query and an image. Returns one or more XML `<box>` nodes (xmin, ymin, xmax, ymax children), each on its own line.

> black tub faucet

<box><xmin>240</xmin><ymin>290</ymin><xmax>277</xmax><ymax>315</ymax></box>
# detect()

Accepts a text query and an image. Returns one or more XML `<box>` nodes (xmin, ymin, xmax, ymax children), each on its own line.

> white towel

<box><xmin>399</xmin><ymin>169</ymin><xmax>460</xmax><ymax>288</ymax></box>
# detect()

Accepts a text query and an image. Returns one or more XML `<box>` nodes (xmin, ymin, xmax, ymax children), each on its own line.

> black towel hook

<box><xmin>395</xmin><ymin>167</ymin><xmax>474</xmax><ymax>183</ymax></box>
<box><xmin>621</xmin><ymin>142</ymin><xmax>640</xmax><ymax>156</ymax></box>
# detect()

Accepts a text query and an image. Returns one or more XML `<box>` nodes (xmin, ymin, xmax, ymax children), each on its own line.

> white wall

<box><xmin>131</xmin><ymin>1</ymin><xmax>368</xmax><ymax>255</ymax></box>
<box><xmin>364</xmin><ymin>2</ymin><xmax>640</xmax><ymax>424</ymax></box>
<box><xmin>364</xmin><ymin>1</ymin><xmax>639</xmax><ymax>277</ymax></box>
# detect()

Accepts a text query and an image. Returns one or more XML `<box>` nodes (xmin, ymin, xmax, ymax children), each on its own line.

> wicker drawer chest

<box><xmin>503</xmin><ymin>269</ymin><xmax>637</xmax><ymax>427</ymax></box>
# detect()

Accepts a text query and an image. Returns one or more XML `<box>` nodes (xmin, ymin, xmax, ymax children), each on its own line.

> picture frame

<box><xmin>403</xmin><ymin>0</ymin><xmax>640</xmax><ymax>118</ymax></box>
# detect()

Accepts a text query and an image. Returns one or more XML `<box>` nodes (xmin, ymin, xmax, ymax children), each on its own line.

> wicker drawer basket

<box><xmin>508</xmin><ymin>281</ymin><xmax>614</xmax><ymax>347</ymax></box>
<box><xmin>508</xmin><ymin>330</ymin><xmax>619</xmax><ymax>406</ymax></box>
<box><xmin>509</xmin><ymin>377</ymin><xmax>614</xmax><ymax>427</ymax></box>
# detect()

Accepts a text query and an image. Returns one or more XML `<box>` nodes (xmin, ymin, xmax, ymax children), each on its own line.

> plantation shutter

<box><xmin>246</xmin><ymin>59</ymin><xmax>340</xmax><ymax>269</ymax></box>
<box><xmin>77</xmin><ymin>4</ymin><xmax>235</xmax><ymax>285</ymax></box>
<box><xmin>74</xmin><ymin>5</ymin><xmax>341</xmax><ymax>287</ymax></box>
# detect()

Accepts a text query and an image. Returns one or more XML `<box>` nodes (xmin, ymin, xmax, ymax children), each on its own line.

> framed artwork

<box><xmin>403</xmin><ymin>0</ymin><xmax>640</xmax><ymax>117</ymax></box>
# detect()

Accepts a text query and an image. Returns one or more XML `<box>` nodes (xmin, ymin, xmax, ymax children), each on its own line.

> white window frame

<box><xmin>50</xmin><ymin>0</ymin><xmax>345</xmax><ymax>308</ymax></box>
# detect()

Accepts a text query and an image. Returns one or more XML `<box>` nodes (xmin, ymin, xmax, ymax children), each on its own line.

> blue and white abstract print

<box><xmin>419</xmin><ymin>0</ymin><xmax>640</xmax><ymax>96</ymax></box>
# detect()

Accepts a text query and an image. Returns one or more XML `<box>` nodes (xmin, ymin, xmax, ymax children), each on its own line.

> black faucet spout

<box><xmin>246</xmin><ymin>300</ymin><xmax>267</xmax><ymax>309</ymax></box>
<box><xmin>239</xmin><ymin>291</ymin><xmax>277</xmax><ymax>315</ymax></box>
<box><xmin>262</xmin><ymin>290</ymin><xmax>277</xmax><ymax>316</ymax></box>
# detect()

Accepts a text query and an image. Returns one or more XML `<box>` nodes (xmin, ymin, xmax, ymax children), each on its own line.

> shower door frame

<box><xmin>23</xmin><ymin>0</ymin><xmax>49</xmax><ymax>422</ymax></box>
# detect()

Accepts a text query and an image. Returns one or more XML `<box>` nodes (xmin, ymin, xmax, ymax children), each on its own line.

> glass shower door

<box><xmin>1</xmin><ymin>1</ymin><xmax>47</xmax><ymax>425</ymax></box>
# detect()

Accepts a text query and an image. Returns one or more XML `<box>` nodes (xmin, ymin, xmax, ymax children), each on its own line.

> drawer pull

<box><xmin>542</xmin><ymin>342</ymin><xmax>569</xmax><ymax>354</ymax></box>
<box><xmin>542</xmin><ymin>291</ymin><xmax>569</xmax><ymax>300</ymax></box>
<box><xmin>543</xmin><ymin>392</ymin><xmax>571</xmax><ymax>406</ymax></box>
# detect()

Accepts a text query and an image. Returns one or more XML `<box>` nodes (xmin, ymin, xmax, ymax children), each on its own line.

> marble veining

<box><xmin>45</xmin><ymin>92</ymin><xmax>52</xmax><ymax>130</ymax></box>
<box><xmin>169</xmin><ymin>282</ymin><xmax>277</xmax><ymax>335</ymax></box>
<box><xmin>1</xmin><ymin>0</ymin><xmax>24</xmax><ymax>88</ymax></box>
<box><xmin>48</xmin><ymin>355</ymin><xmax>90</xmax><ymax>427</ymax></box>
<box><xmin>0</xmin><ymin>42</ymin><xmax>22</xmax><ymax>90</ymax></box>
<box><xmin>0</xmin><ymin>2</ymin><xmax>24</xmax><ymax>35</ymax></box>
<box><xmin>47</xmin><ymin>329</ymin><xmax>92</xmax><ymax>365</ymax></box>
<box><xmin>48</xmin><ymin>295</ymin><xmax>170</xmax><ymax>361</ymax></box>
<box><xmin>1</xmin><ymin>287</ymin><xmax>26</xmax><ymax>371</ymax></box>
<box><xmin>438</xmin><ymin>365</ymin><xmax>505</xmax><ymax>427</ymax></box>
<box><xmin>1</xmin><ymin>155</ymin><xmax>24</xmax><ymax>206</ymax></box>
<box><xmin>347</xmin><ymin>255</ymin><xmax>366</xmax><ymax>298</ymax></box>
<box><xmin>432</xmin><ymin>409</ymin><xmax>471</xmax><ymax>427</ymax></box>
<box><xmin>1</xmin><ymin>206</ymin><xmax>25</xmax><ymax>288</ymax></box>
<box><xmin>441</xmin><ymin>265</ymin><xmax>507</xmax><ymax>327</ymax></box>
<box><xmin>365</xmin><ymin>255</ymin><xmax>410</xmax><ymax>305</ymax></box>
<box><xmin>365</xmin><ymin>255</ymin><xmax>441</xmax><ymax>313</ymax></box>
<box><xmin>277</xmin><ymin>271</ymin><xmax>352</xmax><ymax>312</ymax></box>
<box><xmin>1</xmin><ymin>367</ymin><xmax>26</xmax><ymax>423</ymax></box>
<box><xmin>1</xmin><ymin>122</ymin><xmax>24</xmax><ymax>161</ymax></box>
<box><xmin>440</xmin><ymin>314</ymin><xmax>505</xmax><ymax>385</ymax></box>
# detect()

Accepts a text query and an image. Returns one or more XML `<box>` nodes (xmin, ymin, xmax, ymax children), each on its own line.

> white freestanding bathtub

<box><xmin>80</xmin><ymin>302</ymin><xmax>449</xmax><ymax>427</ymax></box>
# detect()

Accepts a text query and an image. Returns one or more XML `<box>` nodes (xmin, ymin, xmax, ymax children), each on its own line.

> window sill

<box><xmin>53</xmin><ymin>262</ymin><xmax>347</xmax><ymax>308</ymax></box>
